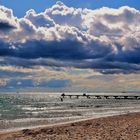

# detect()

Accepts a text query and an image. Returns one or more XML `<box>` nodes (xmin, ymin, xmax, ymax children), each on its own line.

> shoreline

<box><xmin>0</xmin><ymin>112</ymin><xmax>140</xmax><ymax>140</ymax></box>
<box><xmin>0</xmin><ymin>110</ymin><xmax>133</xmax><ymax>133</ymax></box>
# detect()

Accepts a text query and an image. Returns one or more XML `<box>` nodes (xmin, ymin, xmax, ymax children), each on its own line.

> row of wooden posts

<box><xmin>60</xmin><ymin>93</ymin><xmax>140</xmax><ymax>101</ymax></box>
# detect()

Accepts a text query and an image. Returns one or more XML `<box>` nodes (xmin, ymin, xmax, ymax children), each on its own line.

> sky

<box><xmin>0</xmin><ymin>0</ymin><xmax>140</xmax><ymax>17</ymax></box>
<box><xmin>0</xmin><ymin>0</ymin><xmax>140</xmax><ymax>92</ymax></box>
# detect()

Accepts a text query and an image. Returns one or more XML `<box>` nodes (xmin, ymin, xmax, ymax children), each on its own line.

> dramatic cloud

<box><xmin>0</xmin><ymin>2</ymin><xmax>140</xmax><ymax>74</ymax></box>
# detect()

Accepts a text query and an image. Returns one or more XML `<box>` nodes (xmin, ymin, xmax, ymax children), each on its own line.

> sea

<box><xmin>0</xmin><ymin>92</ymin><xmax>140</xmax><ymax>132</ymax></box>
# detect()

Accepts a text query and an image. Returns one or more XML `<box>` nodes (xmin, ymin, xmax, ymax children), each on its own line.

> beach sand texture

<box><xmin>0</xmin><ymin>112</ymin><xmax>140</xmax><ymax>140</ymax></box>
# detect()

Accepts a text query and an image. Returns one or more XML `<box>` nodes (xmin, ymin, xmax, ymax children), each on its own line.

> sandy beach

<box><xmin>0</xmin><ymin>112</ymin><xmax>140</xmax><ymax>140</ymax></box>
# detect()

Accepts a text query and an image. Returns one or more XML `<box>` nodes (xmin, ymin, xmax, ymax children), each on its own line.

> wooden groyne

<box><xmin>60</xmin><ymin>93</ymin><xmax>140</xmax><ymax>101</ymax></box>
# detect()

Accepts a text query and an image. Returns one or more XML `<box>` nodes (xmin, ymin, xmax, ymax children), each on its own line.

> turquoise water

<box><xmin>0</xmin><ymin>92</ymin><xmax>140</xmax><ymax>131</ymax></box>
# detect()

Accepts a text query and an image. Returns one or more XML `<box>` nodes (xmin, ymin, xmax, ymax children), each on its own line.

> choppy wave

<box><xmin>0</xmin><ymin>92</ymin><xmax>140</xmax><ymax>131</ymax></box>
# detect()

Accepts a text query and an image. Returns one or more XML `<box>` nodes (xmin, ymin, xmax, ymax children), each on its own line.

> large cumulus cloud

<box><xmin>0</xmin><ymin>2</ymin><xmax>140</xmax><ymax>74</ymax></box>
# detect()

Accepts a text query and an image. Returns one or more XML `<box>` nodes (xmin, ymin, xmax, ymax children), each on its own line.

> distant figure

<box><xmin>61</xmin><ymin>93</ymin><xmax>65</xmax><ymax>98</ymax></box>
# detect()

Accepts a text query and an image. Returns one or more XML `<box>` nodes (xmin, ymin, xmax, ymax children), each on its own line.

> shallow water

<box><xmin>0</xmin><ymin>92</ymin><xmax>140</xmax><ymax>131</ymax></box>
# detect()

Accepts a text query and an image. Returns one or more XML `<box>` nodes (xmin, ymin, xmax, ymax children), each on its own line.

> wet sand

<box><xmin>0</xmin><ymin>112</ymin><xmax>140</xmax><ymax>140</ymax></box>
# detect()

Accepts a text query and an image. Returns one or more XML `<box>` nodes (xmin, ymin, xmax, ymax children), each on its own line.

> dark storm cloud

<box><xmin>0</xmin><ymin>38</ymin><xmax>140</xmax><ymax>74</ymax></box>
<box><xmin>0</xmin><ymin>38</ymin><xmax>113</xmax><ymax>60</ymax></box>
<box><xmin>14</xmin><ymin>40</ymin><xmax>89</xmax><ymax>60</ymax></box>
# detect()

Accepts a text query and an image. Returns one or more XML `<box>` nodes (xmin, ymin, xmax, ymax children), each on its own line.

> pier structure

<box><xmin>60</xmin><ymin>93</ymin><xmax>140</xmax><ymax>101</ymax></box>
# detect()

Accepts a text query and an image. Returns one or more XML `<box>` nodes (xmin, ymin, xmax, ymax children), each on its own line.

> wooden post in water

<box><xmin>60</xmin><ymin>97</ymin><xmax>63</xmax><ymax>102</ymax></box>
<box><xmin>104</xmin><ymin>96</ymin><xmax>109</xmax><ymax>99</ymax></box>
<box><xmin>96</xmin><ymin>96</ymin><xmax>101</xmax><ymax>99</ymax></box>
